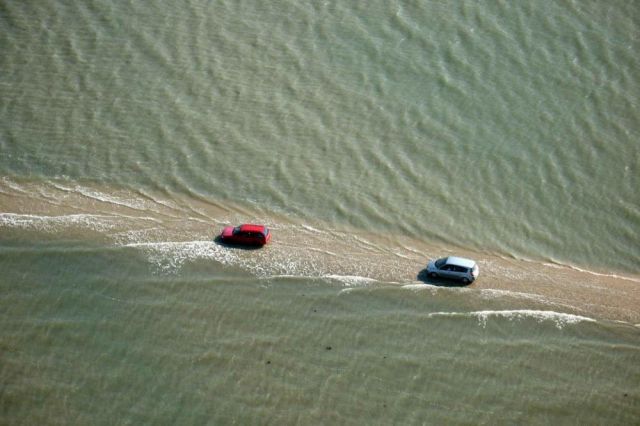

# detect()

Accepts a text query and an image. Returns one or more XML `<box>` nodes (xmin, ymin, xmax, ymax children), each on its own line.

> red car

<box><xmin>219</xmin><ymin>224</ymin><xmax>271</xmax><ymax>246</ymax></box>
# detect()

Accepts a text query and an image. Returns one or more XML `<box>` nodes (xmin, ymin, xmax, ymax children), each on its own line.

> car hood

<box><xmin>426</xmin><ymin>260</ymin><xmax>436</xmax><ymax>271</ymax></box>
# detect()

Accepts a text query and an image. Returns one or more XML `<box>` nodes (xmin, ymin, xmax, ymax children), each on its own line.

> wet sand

<box><xmin>2</xmin><ymin>178</ymin><xmax>639</xmax><ymax>324</ymax></box>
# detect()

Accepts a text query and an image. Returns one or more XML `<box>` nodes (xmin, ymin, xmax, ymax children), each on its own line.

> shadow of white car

<box><xmin>426</xmin><ymin>256</ymin><xmax>479</xmax><ymax>284</ymax></box>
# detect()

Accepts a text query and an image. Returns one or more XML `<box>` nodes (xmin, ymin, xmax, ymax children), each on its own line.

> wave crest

<box><xmin>427</xmin><ymin>309</ymin><xmax>595</xmax><ymax>329</ymax></box>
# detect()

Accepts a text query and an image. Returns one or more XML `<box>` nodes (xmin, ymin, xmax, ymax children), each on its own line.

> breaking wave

<box><xmin>427</xmin><ymin>310</ymin><xmax>596</xmax><ymax>329</ymax></box>
<box><xmin>0</xmin><ymin>212</ymin><xmax>131</xmax><ymax>233</ymax></box>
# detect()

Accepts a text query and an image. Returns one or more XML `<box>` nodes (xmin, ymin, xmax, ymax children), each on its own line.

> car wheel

<box><xmin>428</xmin><ymin>272</ymin><xmax>437</xmax><ymax>278</ymax></box>
<box><xmin>461</xmin><ymin>277</ymin><xmax>470</xmax><ymax>284</ymax></box>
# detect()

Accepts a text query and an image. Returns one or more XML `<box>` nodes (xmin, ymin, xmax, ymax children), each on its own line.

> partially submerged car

<box><xmin>219</xmin><ymin>224</ymin><xmax>271</xmax><ymax>246</ymax></box>
<box><xmin>426</xmin><ymin>256</ymin><xmax>479</xmax><ymax>284</ymax></box>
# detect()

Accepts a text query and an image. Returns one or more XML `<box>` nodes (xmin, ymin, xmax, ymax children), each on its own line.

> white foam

<box><xmin>0</xmin><ymin>212</ymin><xmax>122</xmax><ymax>232</ymax></box>
<box><xmin>400</xmin><ymin>283</ymin><xmax>445</xmax><ymax>296</ymax></box>
<box><xmin>400</xmin><ymin>245</ymin><xmax>425</xmax><ymax>256</ymax></box>
<box><xmin>308</xmin><ymin>247</ymin><xmax>338</xmax><ymax>257</ymax></box>
<box><xmin>401</xmin><ymin>283</ymin><xmax>430</xmax><ymax>290</ymax></box>
<box><xmin>137</xmin><ymin>190</ymin><xmax>184</xmax><ymax>212</ymax></box>
<box><xmin>503</xmin><ymin>254</ymin><xmax>640</xmax><ymax>283</ymax></box>
<box><xmin>0</xmin><ymin>212</ymin><xmax>163</xmax><ymax>234</ymax></box>
<box><xmin>427</xmin><ymin>310</ymin><xmax>596</xmax><ymax>329</ymax></box>
<box><xmin>351</xmin><ymin>235</ymin><xmax>383</xmax><ymax>252</ymax></box>
<box><xmin>125</xmin><ymin>240</ymin><xmax>305</xmax><ymax>277</ymax></box>
<box><xmin>52</xmin><ymin>183</ymin><xmax>148</xmax><ymax>211</ymax></box>
<box><xmin>0</xmin><ymin>177</ymin><xmax>28</xmax><ymax>194</ymax></box>
<box><xmin>543</xmin><ymin>262</ymin><xmax>640</xmax><ymax>283</ymax></box>
<box><xmin>300</xmin><ymin>224</ymin><xmax>326</xmax><ymax>234</ymax></box>
<box><xmin>110</xmin><ymin>227</ymin><xmax>166</xmax><ymax>245</ymax></box>
<box><xmin>123</xmin><ymin>240</ymin><xmax>238</xmax><ymax>274</ymax></box>
<box><xmin>392</xmin><ymin>251</ymin><xmax>413</xmax><ymax>260</ymax></box>
<box><xmin>323</xmin><ymin>274</ymin><xmax>377</xmax><ymax>286</ymax></box>
<box><xmin>401</xmin><ymin>283</ymin><xmax>471</xmax><ymax>292</ymax></box>
<box><xmin>479</xmin><ymin>288</ymin><xmax>551</xmax><ymax>304</ymax></box>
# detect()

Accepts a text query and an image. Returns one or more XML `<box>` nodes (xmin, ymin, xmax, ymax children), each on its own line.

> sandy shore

<box><xmin>2</xmin><ymin>178</ymin><xmax>639</xmax><ymax>324</ymax></box>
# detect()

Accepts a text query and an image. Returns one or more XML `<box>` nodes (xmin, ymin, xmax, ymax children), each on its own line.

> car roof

<box><xmin>238</xmin><ymin>224</ymin><xmax>267</xmax><ymax>233</ymax></box>
<box><xmin>445</xmin><ymin>256</ymin><xmax>476</xmax><ymax>268</ymax></box>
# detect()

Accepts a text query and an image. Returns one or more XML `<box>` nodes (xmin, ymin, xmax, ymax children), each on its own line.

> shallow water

<box><xmin>1</xmin><ymin>1</ymin><xmax>639</xmax><ymax>423</ymax></box>
<box><xmin>2</xmin><ymin>235</ymin><xmax>639</xmax><ymax>424</ymax></box>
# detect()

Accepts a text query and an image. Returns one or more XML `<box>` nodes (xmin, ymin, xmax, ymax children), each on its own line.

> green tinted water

<box><xmin>1</xmin><ymin>1</ymin><xmax>639</xmax><ymax>423</ymax></box>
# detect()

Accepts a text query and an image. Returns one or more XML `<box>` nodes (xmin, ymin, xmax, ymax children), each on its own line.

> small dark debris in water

<box><xmin>624</xmin><ymin>393</ymin><xmax>628</xmax><ymax>397</ymax></box>
<box><xmin>266</xmin><ymin>360</ymin><xmax>271</xmax><ymax>365</ymax></box>
<box><xmin>313</xmin><ymin>309</ymin><xmax>317</xmax><ymax>312</ymax></box>
<box><xmin>383</xmin><ymin>356</ymin><xmax>387</xmax><ymax>359</ymax></box>
<box><xmin>326</xmin><ymin>346</ymin><xmax>332</xmax><ymax>350</ymax></box>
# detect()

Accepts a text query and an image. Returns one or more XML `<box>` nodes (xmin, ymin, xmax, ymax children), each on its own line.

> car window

<box><xmin>435</xmin><ymin>259</ymin><xmax>446</xmax><ymax>268</ymax></box>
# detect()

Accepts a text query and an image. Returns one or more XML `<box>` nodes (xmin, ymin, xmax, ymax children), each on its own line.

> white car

<box><xmin>426</xmin><ymin>256</ymin><xmax>479</xmax><ymax>284</ymax></box>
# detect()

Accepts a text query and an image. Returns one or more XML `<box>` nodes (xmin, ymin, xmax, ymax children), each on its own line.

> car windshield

<box><xmin>232</xmin><ymin>226</ymin><xmax>241</xmax><ymax>235</ymax></box>
<box><xmin>435</xmin><ymin>258</ymin><xmax>447</xmax><ymax>268</ymax></box>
